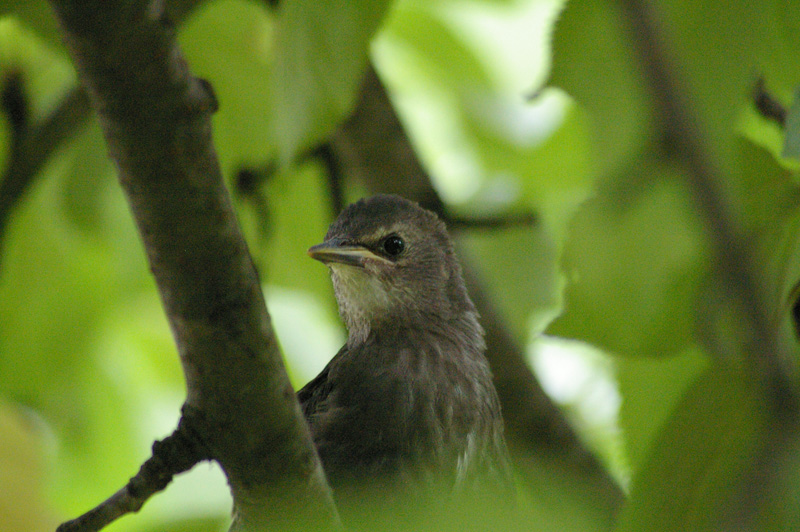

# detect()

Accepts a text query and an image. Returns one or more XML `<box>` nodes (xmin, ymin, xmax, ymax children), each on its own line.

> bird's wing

<box><xmin>297</xmin><ymin>362</ymin><xmax>334</xmax><ymax>419</ymax></box>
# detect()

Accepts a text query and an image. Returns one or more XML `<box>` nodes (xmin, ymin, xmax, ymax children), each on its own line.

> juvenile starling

<box><xmin>299</xmin><ymin>194</ymin><xmax>512</xmax><ymax>520</ymax></box>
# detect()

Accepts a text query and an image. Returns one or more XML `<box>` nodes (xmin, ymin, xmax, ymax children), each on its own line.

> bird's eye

<box><xmin>381</xmin><ymin>235</ymin><xmax>405</xmax><ymax>257</ymax></box>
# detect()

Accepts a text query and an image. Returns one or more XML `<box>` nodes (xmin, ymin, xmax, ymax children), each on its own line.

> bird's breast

<box><xmin>316</xmin><ymin>332</ymin><xmax>492</xmax><ymax>481</ymax></box>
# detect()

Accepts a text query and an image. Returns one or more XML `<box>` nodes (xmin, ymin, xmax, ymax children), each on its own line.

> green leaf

<box><xmin>460</xmin><ymin>224</ymin><xmax>560</xmax><ymax>340</ymax></box>
<box><xmin>0</xmin><ymin>1</ymin><xmax>65</xmax><ymax>51</ymax></box>
<box><xmin>782</xmin><ymin>87</ymin><xmax>800</xmax><ymax>160</ymax></box>
<box><xmin>378</xmin><ymin>2</ymin><xmax>593</xmax><ymax>337</ymax></box>
<box><xmin>737</xmin><ymin>95</ymin><xmax>792</xmax><ymax>170</ymax></box>
<box><xmin>758</xmin><ymin>2</ymin><xmax>800</xmax><ymax>92</ymax></box>
<box><xmin>253</xmin><ymin>162</ymin><xmax>334</xmax><ymax>298</ymax></box>
<box><xmin>731</xmin><ymin>140</ymin><xmax>800</xmax><ymax>366</ymax></box>
<box><xmin>549</xmin><ymin>0</ymin><xmax>654</xmax><ymax>178</ymax></box>
<box><xmin>0</xmin><ymin>163</ymin><xmax>145</xmax><ymax>511</ymax></box>
<box><xmin>271</xmin><ymin>0</ymin><xmax>393</xmax><ymax>162</ymax></box>
<box><xmin>656</xmin><ymin>0</ymin><xmax>764</xmax><ymax>175</ymax></box>
<box><xmin>615</xmin><ymin>347</ymin><xmax>709</xmax><ymax>473</ymax></box>
<box><xmin>0</xmin><ymin>17</ymin><xmax>76</xmax><ymax>120</ymax></box>
<box><xmin>616</xmin><ymin>364</ymin><xmax>768</xmax><ymax>532</ymax></box>
<box><xmin>456</xmin><ymin>92</ymin><xmax>594</xmax><ymax>234</ymax></box>
<box><xmin>548</xmin><ymin>163</ymin><xmax>710</xmax><ymax>358</ymax></box>
<box><xmin>178</xmin><ymin>0</ymin><xmax>274</xmax><ymax>175</ymax></box>
<box><xmin>0</xmin><ymin>402</ymin><xmax>53</xmax><ymax>532</ymax></box>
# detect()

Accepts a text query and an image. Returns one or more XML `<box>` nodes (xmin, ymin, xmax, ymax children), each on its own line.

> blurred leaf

<box><xmin>615</xmin><ymin>347</ymin><xmax>709</xmax><ymax>472</ymax></box>
<box><xmin>495</xmin><ymin>96</ymin><xmax>593</xmax><ymax>232</ymax></box>
<box><xmin>375</xmin><ymin>3</ymin><xmax>497</xmax><ymax>203</ymax></box>
<box><xmin>378</xmin><ymin>2</ymin><xmax>593</xmax><ymax>341</ymax></box>
<box><xmin>548</xmin><ymin>163</ymin><xmax>710</xmax><ymax>358</ymax></box>
<box><xmin>382</xmin><ymin>2</ymin><xmax>591</xmax><ymax>230</ymax></box>
<box><xmin>758</xmin><ymin>3</ymin><xmax>800</xmax><ymax>92</ymax></box>
<box><xmin>782</xmin><ymin>87</ymin><xmax>800</xmax><ymax>160</ymax></box>
<box><xmin>656</xmin><ymin>0</ymin><xmax>764</xmax><ymax>175</ymax></box>
<box><xmin>437</xmin><ymin>0</ymin><xmax>558</xmax><ymax>92</ymax></box>
<box><xmin>0</xmin><ymin>102</ymin><xmax>9</xmax><ymax>172</ymax></box>
<box><xmin>0</xmin><ymin>111</ymin><xmax>181</xmax><ymax>524</ymax></box>
<box><xmin>255</xmin><ymin>161</ymin><xmax>333</xmax><ymax>297</ymax></box>
<box><xmin>733</xmin><ymin>139</ymin><xmax>800</xmax><ymax>283</ymax></box>
<box><xmin>271</xmin><ymin>0</ymin><xmax>393</xmax><ymax>162</ymax></box>
<box><xmin>0</xmin><ymin>402</ymin><xmax>55</xmax><ymax>532</ymax></box>
<box><xmin>0</xmin><ymin>162</ymin><xmax>152</xmax><ymax>514</ymax></box>
<box><xmin>737</xmin><ymin>100</ymin><xmax>793</xmax><ymax>170</ymax></box>
<box><xmin>0</xmin><ymin>1</ymin><xmax>64</xmax><ymax>52</ymax></box>
<box><xmin>178</xmin><ymin>0</ymin><xmax>274</xmax><ymax>176</ymax></box>
<box><xmin>615</xmin><ymin>364</ymin><xmax>767</xmax><ymax>532</ymax></box>
<box><xmin>549</xmin><ymin>0</ymin><xmax>654</xmax><ymax>178</ymax></box>
<box><xmin>731</xmin><ymin>140</ymin><xmax>800</xmax><ymax>368</ymax></box>
<box><xmin>0</xmin><ymin>17</ymin><xmax>75</xmax><ymax>120</ymax></box>
<box><xmin>0</xmin><ymin>175</ymin><xmax>109</xmax><ymax>403</ymax></box>
<box><xmin>747</xmin><ymin>435</ymin><xmax>800</xmax><ymax>532</ymax></box>
<box><xmin>382</xmin><ymin>2</ymin><xmax>494</xmax><ymax>93</ymax></box>
<box><xmin>531</xmin><ymin>336</ymin><xmax>627</xmax><ymax>483</ymax></box>
<box><xmin>460</xmin><ymin>224</ymin><xmax>560</xmax><ymax>340</ymax></box>
<box><xmin>59</xmin><ymin>118</ymin><xmax>116</xmax><ymax>233</ymax></box>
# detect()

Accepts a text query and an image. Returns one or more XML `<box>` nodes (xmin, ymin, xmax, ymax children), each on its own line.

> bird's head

<box><xmin>309</xmin><ymin>194</ymin><xmax>475</xmax><ymax>344</ymax></box>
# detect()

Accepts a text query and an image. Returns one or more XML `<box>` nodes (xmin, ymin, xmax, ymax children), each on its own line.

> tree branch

<box><xmin>328</xmin><ymin>63</ymin><xmax>624</xmax><ymax>520</ymax></box>
<box><xmin>0</xmin><ymin>0</ymin><xmax>207</xmax><ymax>267</ymax></box>
<box><xmin>57</xmin><ymin>408</ymin><xmax>211</xmax><ymax>532</ymax></box>
<box><xmin>48</xmin><ymin>1</ymin><xmax>339</xmax><ymax>530</ymax></box>
<box><xmin>0</xmin><ymin>81</ymin><xmax>91</xmax><ymax>263</ymax></box>
<box><xmin>446</xmin><ymin>211</ymin><xmax>538</xmax><ymax>231</ymax></box>
<box><xmin>617</xmin><ymin>0</ymin><xmax>800</xmax><ymax>528</ymax></box>
<box><xmin>753</xmin><ymin>77</ymin><xmax>787</xmax><ymax>127</ymax></box>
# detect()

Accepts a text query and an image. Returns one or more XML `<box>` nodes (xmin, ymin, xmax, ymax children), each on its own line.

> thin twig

<box><xmin>446</xmin><ymin>211</ymin><xmax>538</xmax><ymax>231</ymax></box>
<box><xmin>1</xmin><ymin>70</ymin><xmax>27</xmax><ymax>131</ymax></box>
<box><xmin>0</xmin><ymin>85</ymin><xmax>91</xmax><ymax>261</ymax></box>
<box><xmin>753</xmin><ymin>77</ymin><xmax>787</xmax><ymax>127</ymax></box>
<box><xmin>308</xmin><ymin>144</ymin><xmax>346</xmax><ymax>217</ymax></box>
<box><xmin>57</xmin><ymin>410</ymin><xmax>210</xmax><ymax>532</ymax></box>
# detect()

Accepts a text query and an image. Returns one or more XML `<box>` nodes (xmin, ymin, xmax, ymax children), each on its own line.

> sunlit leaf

<box><xmin>179</xmin><ymin>0</ymin><xmax>274</xmax><ymax>176</ymax></box>
<box><xmin>0</xmin><ymin>1</ymin><xmax>64</xmax><ymax>51</ymax></box>
<box><xmin>0</xmin><ymin>402</ymin><xmax>54</xmax><ymax>532</ymax></box>
<box><xmin>271</xmin><ymin>0</ymin><xmax>393</xmax><ymax>162</ymax></box>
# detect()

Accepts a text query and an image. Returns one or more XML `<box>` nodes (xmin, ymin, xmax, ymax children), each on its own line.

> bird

<box><xmin>298</xmin><ymin>194</ymin><xmax>513</xmax><ymax>524</ymax></box>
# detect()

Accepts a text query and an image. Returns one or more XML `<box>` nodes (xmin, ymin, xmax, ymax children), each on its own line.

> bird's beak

<box><xmin>308</xmin><ymin>241</ymin><xmax>391</xmax><ymax>267</ymax></box>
